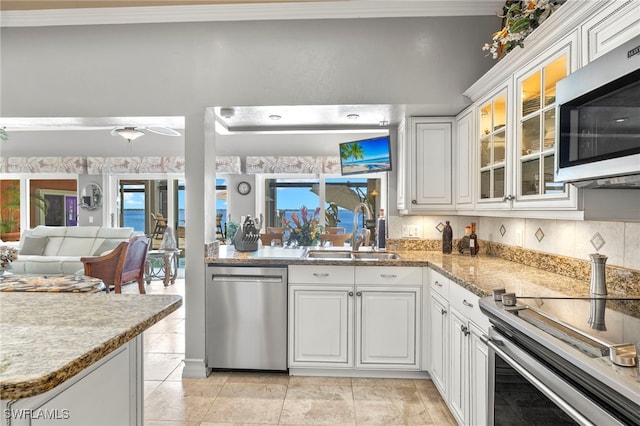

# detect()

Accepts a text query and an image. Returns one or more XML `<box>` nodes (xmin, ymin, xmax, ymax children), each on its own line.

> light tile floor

<box><xmin>126</xmin><ymin>277</ymin><xmax>456</xmax><ymax>426</ymax></box>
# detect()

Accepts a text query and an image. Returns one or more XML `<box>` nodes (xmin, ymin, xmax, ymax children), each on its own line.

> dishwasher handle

<box><xmin>211</xmin><ymin>274</ymin><xmax>284</xmax><ymax>283</ymax></box>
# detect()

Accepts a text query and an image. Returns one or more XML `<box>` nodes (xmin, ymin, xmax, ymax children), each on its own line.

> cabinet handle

<box><xmin>461</xmin><ymin>325</ymin><xmax>470</xmax><ymax>336</ymax></box>
<box><xmin>441</xmin><ymin>308</ymin><xmax>447</xmax><ymax>315</ymax></box>
<box><xmin>502</xmin><ymin>194</ymin><xmax>515</xmax><ymax>201</ymax></box>
<box><xmin>380</xmin><ymin>274</ymin><xmax>397</xmax><ymax>278</ymax></box>
<box><xmin>348</xmin><ymin>291</ymin><xmax>354</xmax><ymax>297</ymax></box>
<box><xmin>462</xmin><ymin>299</ymin><xmax>474</xmax><ymax>308</ymax></box>
<box><xmin>434</xmin><ymin>280</ymin><xmax>443</xmax><ymax>287</ymax></box>
<box><xmin>356</xmin><ymin>291</ymin><xmax>362</xmax><ymax>297</ymax></box>
<box><xmin>411</xmin><ymin>199</ymin><xmax>417</xmax><ymax>205</ymax></box>
<box><xmin>312</xmin><ymin>273</ymin><xmax>329</xmax><ymax>277</ymax></box>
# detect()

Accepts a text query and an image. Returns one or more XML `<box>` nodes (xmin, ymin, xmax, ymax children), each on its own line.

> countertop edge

<box><xmin>205</xmin><ymin>255</ymin><xmax>490</xmax><ymax>297</ymax></box>
<box><xmin>1</xmin><ymin>296</ymin><xmax>183</xmax><ymax>400</ymax></box>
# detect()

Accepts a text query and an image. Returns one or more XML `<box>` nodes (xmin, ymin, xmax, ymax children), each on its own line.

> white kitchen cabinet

<box><xmin>475</xmin><ymin>84</ymin><xmax>511</xmax><ymax>210</ymax></box>
<box><xmin>429</xmin><ymin>290</ymin><xmax>449</xmax><ymax>397</ymax></box>
<box><xmin>581</xmin><ymin>0</ymin><xmax>640</xmax><ymax>64</ymax></box>
<box><xmin>511</xmin><ymin>31</ymin><xmax>580</xmax><ymax>211</ymax></box>
<box><xmin>397</xmin><ymin>117</ymin><xmax>455</xmax><ymax>214</ymax></box>
<box><xmin>288</xmin><ymin>265</ymin><xmax>423</xmax><ymax>374</ymax></box>
<box><xmin>448</xmin><ymin>282</ymin><xmax>490</xmax><ymax>426</ymax></box>
<box><xmin>356</xmin><ymin>286</ymin><xmax>419</xmax><ymax>368</ymax></box>
<box><xmin>455</xmin><ymin>106</ymin><xmax>475</xmax><ymax>208</ymax></box>
<box><xmin>448</xmin><ymin>307</ymin><xmax>469</xmax><ymax>425</ymax></box>
<box><xmin>5</xmin><ymin>337</ymin><xmax>142</xmax><ymax>426</ymax></box>
<box><xmin>289</xmin><ymin>285</ymin><xmax>353</xmax><ymax>367</ymax></box>
<box><xmin>426</xmin><ymin>267</ymin><xmax>489</xmax><ymax>426</ymax></box>
<box><xmin>469</xmin><ymin>322</ymin><xmax>489</xmax><ymax>426</ymax></box>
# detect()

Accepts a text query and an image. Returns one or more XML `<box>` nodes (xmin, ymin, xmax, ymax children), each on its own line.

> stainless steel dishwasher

<box><xmin>206</xmin><ymin>265</ymin><xmax>288</xmax><ymax>371</ymax></box>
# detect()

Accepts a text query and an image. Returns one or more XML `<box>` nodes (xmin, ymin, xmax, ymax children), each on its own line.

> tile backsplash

<box><xmin>389</xmin><ymin>215</ymin><xmax>639</xmax><ymax>271</ymax></box>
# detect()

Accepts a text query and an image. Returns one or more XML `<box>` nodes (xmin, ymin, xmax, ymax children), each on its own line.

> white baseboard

<box><xmin>182</xmin><ymin>358</ymin><xmax>210</xmax><ymax>378</ymax></box>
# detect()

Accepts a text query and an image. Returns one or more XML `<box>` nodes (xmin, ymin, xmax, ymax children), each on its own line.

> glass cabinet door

<box><xmin>479</xmin><ymin>91</ymin><xmax>507</xmax><ymax>201</ymax></box>
<box><xmin>518</xmin><ymin>54</ymin><xmax>568</xmax><ymax>198</ymax></box>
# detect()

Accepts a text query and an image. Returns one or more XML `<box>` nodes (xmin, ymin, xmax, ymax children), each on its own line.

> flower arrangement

<box><xmin>483</xmin><ymin>0</ymin><xmax>563</xmax><ymax>59</ymax></box>
<box><xmin>0</xmin><ymin>246</ymin><xmax>18</xmax><ymax>272</ymax></box>
<box><xmin>282</xmin><ymin>206</ymin><xmax>321</xmax><ymax>247</ymax></box>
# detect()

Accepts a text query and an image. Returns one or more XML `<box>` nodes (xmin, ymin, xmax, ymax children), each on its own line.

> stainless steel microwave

<box><xmin>555</xmin><ymin>35</ymin><xmax>640</xmax><ymax>188</ymax></box>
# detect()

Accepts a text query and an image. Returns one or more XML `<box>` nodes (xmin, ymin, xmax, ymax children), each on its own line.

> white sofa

<box><xmin>12</xmin><ymin>226</ymin><xmax>134</xmax><ymax>275</ymax></box>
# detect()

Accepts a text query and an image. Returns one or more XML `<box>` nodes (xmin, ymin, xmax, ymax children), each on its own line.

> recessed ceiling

<box><xmin>215</xmin><ymin>105</ymin><xmax>401</xmax><ymax>133</ymax></box>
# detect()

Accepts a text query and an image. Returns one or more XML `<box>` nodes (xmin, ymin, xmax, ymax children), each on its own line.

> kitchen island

<box><xmin>0</xmin><ymin>292</ymin><xmax>182</xmax><ymax>425</ymax></box>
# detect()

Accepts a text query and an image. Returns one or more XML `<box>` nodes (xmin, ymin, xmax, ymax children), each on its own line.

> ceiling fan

<box><xmin>111</xmin><ymin>126</ymin><xmax>181</xmax><ymax>142</ymax></box>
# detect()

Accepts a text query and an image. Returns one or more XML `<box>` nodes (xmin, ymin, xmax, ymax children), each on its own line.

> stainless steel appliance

<box><xmin>555</xmin><ymin>35</ymin><xmax>640</xmax><ymax>188</ymax></box>
<box><xmin>206</xmin><ymin>265</ymin><xmax>287</xmax><ymax>370</ymax></box>
<box><xmin>480</xmin><ymin>293</ymin><xmax>640</xmax><ymax>425</ymax></box>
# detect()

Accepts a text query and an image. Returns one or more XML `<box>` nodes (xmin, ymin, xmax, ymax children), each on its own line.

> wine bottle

<box><xmin>469</xmin><ymin>222</ymin><xmax>478</xmax><ymax>256</ymax></box>
<box><xmin>442</xmin><ymin>221</ymin><xmax>453</xmax><ymax>254</ymax></box>
<box><xmin>376</xmin><ymin>209</ymin><xmax>386</xmax><ymax>251</ymax></box>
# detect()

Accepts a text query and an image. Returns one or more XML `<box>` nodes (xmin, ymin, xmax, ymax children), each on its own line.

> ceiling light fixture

<box><xmin>615</xmin><ymin>117</ymin><xmax>628</xmax><ymax>123</ymax></box>
<box><xmin>347</xmin><ymin>113</ymin><xmax>360</xmax><ymax>119</ymax></box>
<box><xmin>113</xmin><ymin>127</ymin><xmax>145</xmax><ymax>142</ymax></box>
<box><xmin>220</xmin><ymin>108</ymin><xmax>235</xmax><ymax>119</ymax></box>
<box><xmin>269</xmin><ymin>114</ymin><xmax>282</xmax><ymax>121</ymax></box>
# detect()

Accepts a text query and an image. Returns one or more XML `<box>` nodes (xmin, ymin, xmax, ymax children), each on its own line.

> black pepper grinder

<box><xmin>442</xmin><ymin>221</ymin><xmax>453</xmax><ymax>254</ymax></box>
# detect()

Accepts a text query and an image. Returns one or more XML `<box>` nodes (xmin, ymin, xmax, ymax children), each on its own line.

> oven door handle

<box><xmin>485</xmin><ymin>337</ymin><xmax>596</xmax><ymax>426</ymax></box>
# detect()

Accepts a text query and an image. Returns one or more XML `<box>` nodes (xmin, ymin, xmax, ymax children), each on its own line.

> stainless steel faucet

<box><xmin>352</xmin><ymin>202</ymin><xmax>372</xmax><ymax>252</ymax></box>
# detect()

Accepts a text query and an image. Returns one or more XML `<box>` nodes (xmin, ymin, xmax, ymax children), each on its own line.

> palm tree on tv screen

<box><xmin>340</xmin><ymin>142</ymin><xmax>365</xmax><ymax>163</ymax></box>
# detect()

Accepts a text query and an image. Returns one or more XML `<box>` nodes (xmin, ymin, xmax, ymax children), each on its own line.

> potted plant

<box><xmin>282</xmin><ymin>206</ymin><xmax>321</xmax><ymax>247</ymax></box>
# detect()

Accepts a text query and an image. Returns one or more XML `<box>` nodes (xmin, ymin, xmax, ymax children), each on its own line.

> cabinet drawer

<box><xmin>429</xmin><ymin>269</ymin><xmax>450</xmax><ymax>299</ymax></box>
<box><xmin>355</xmin><ymin>266</ymin><xmax>422</xmax><ymax>285</ymax></box>
<box><xmin>449</xmin><ymin>283</ymin><xmax>489</xmax><ymax>331</ymax></box>
<box><xmin>289</xmin><ymin>265</ymin><xmax>354</xmax><ymax>284</ymax></box>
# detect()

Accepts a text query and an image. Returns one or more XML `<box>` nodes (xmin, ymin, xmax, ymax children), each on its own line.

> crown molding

<box><xmin>463</xmin><ymin>0</ymin><xmax>608</xmax><ymax>101</ymax></box>
<box><xmin>1</xmin><ymin>1</ymin><xmax>504</xmax><ymax>28</ymax></box>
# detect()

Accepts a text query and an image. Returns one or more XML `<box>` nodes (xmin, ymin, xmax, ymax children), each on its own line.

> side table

<box><xmin>145</xmin><ymin>249</ymin><xmax>180</xmax><ymax>287</ymax></box>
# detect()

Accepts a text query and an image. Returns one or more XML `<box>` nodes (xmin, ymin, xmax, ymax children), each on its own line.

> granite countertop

<box><xmin>205</xmin><ymin>246</ymin><xmax>625</xmax><ymax>300</ymax></box>
<box><xmin>0</xmin><ymin>293</ymin><xmax>182</xmax><ymax>400</ymax></box>
<box><xmin>0</xmin><ymin>274</ymin><xmax>104</xmax><ymax>293</ymax></box>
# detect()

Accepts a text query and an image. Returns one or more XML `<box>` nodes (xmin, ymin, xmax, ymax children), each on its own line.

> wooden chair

<box><xmin>320</xmin><ymin>232</ymin><xmax>352</xmax><ymax>247</ymax></box>
<box><xmin>325</xmin><ymin>227</ymin><xmax>346</xmax><ymax>234</ymax></box>
<box><xmin>216</xmin><ymin>214</ymin><xmax>225</xmax><ymax>240</ymax></box>
<box><xmin>259</xmin><ymin>233</ymin><xmax>284</xmax><ymax>246</ymax></box>
<box><xmin>150</xmin><ymin>213</ymin><xmax>167</xmax><ymax>241</ymax></box>
<box><xmin>81</xmin><ymin>235</ymin><xmax>151</xmax><ymax>294</ymax></box>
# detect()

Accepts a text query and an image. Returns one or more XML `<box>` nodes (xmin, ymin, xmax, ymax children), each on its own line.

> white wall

<box><xmin>1</xmin><ymin>15</ymin><xmax>499</xmax><ymax>378</ymax></box>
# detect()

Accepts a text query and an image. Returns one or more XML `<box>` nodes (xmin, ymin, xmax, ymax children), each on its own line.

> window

<box><xmin>263</xmin><ymin>176</ymin><xmax>382</xmax><ymax>235</ymax></box>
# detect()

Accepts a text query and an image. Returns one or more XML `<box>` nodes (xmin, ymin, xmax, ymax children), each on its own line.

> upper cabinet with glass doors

<box><xmin>478</xmin><ymin>88</ymin><xmax>508</xmax><ymax>205</ymax></box>
<box><xmin>518</xmin><ymin>54</ymin><xmax>566</xmax><ymax>198</ymax></box>
<box><xmin>512</xmin><ymin>36</ymin><xmax>578</xmax><ymax>210</ymax></box>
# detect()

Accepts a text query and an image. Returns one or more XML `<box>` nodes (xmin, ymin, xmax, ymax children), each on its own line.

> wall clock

<box><xmin>237</xmin><ymin>181</ymin><xmax>252</xmax><ymax>195</ymax></box>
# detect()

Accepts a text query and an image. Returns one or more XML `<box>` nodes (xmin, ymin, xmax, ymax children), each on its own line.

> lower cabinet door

<box><xmin>289</xmin><ymin>285</ymin><xmax>353</xmax><ymax>367</ymax></box>
<box><xmin>469</xmin><ymin>323</ymin><xmax>489</xmax><ymax>426</ymax></box>
<box><xmin>430</xmin><ymin>291</ymin><xmax>449</xmax><ymax>396</ymax></box>
<box><xmin>449</xmin><ymin>307</ymin><xmax>468</xmax><ymax>425</ymax></box>
<box><xmin>356</xmin><ymin>286</ymin><xmax>420</xmax><ymax>368</ymax></box>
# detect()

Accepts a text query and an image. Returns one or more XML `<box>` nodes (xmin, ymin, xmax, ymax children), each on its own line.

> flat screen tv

<box><xmin>339</xmin><ymin>135</ymin><xmax>392</xmax><ymax>176</ymax></box>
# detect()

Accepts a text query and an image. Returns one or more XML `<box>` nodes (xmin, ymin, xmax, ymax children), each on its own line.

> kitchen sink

<box><xmin>305</xmin><ymin>250</ymin><xmax>353</xmax><ymax>259</ymax></box>
<box><xmin>351</xmin><ymin>252</ymin><xmax>401</xmax><ymax>260</ymax></box>
<box><xmin>304</xmin><ymin>250</ymin><xmax>401</xmax><ymax>261</ymax></box>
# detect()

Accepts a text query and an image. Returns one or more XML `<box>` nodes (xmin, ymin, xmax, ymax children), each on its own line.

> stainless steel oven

<box><xmin>555</xmin><ymin>35</ymin><xmax>640</xmax><ymax>188</ymax></box>
<box><xmin>480</xmin><ymin>296</ymin><xmax>640</xmax><ymax>426</ymax></box>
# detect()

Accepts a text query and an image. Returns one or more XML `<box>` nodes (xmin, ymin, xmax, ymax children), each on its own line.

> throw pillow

<box><xmin>93</xmin><ymin>240</ymin><xmax>121</xmax><ymax>256</ymax></box>
<box><xmin>20</xmin><ymin>236</ymin><xmax>49</xmax><ymax>255</ymax></box>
